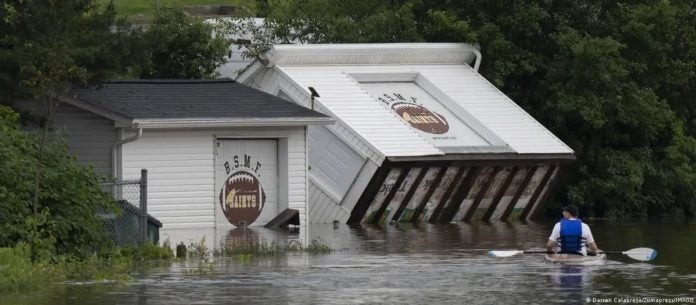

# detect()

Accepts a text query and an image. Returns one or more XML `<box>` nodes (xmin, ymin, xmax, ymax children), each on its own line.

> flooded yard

<box><xmin>2</xmin><ymin>221</ymin><xmax>695</xmax><ymax>305</ymax></box>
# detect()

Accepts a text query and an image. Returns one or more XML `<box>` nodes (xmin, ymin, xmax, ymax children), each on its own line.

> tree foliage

<box><xmin>0</xmin><ymin>1</ymin><xmax>239</xmax><ymax>260</ymax></box>
<box><xmin>243</xmin><ymin>0</ymin><xmax>696</xmax><ymax>218</ymax></box>
<box><xmin>134</xmin><ymin>8</ymin><xmax>231</xmax><ymax>79</ymax></box>
<box><xmin>0</xmin><ymin>106</ymin><xmax>116</xmax><ymax>258</ymax></box>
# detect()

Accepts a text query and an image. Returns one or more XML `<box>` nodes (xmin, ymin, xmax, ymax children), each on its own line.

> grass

<box><xmin>99</xmin><ymin>0</ymin><xmax>256</xmax><ymax>19</ymax></box>
<box><xmin>0</xmin><ymin>245</ymin><xmax>65</xmax><ymax>294</ymax></box>
<box><xmin>177</xmin><ymin>238</ymin><xmax>333</xmax><ymax>276</ymax></box>
<box><xmin>213</xmin><ymin>238</ymin><xmax>333</xmax><ymax>257</ymax></box>
<box><xmin>1</xmin><ymin>238</ymin><xmax>332</xmax><ymax>292</ymax></box>
<box><xmin>0</xmin><ymin>242</ymin><xmax>174</xmax><ymax>294</ymax></box>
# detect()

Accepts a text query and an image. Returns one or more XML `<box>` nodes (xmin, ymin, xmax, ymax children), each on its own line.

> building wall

<box><xmin>121</xmin><ymin>127</ymin><xmax>307</xmax><ymax>229</ymax></box>
<box><xmin>14</xmin><ymin>101</ymin><xmax>117</xmax><ymax>177</ymax></box>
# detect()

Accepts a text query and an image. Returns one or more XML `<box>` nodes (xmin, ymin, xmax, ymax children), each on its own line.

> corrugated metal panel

<box><xmin>276</xmin><ymin>64</ymin><xmax>572</xmax><ymax>155</ymax></box>
<box><xmin>279</xmin><ymin>66</ymin><xmax>443</xmax><ymax>158</ymax></box>
<box><xmin>122</xmin><ymin>127</ymin><xmax>308</xmax><ymax>230</ymax></box>
<box><xmin>51</xmin><ymin>102</ymin><xmax>117</xmax><ymax>177</ymax></box>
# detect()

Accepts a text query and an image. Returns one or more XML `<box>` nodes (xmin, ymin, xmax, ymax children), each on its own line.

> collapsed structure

<box><xmin>236</xmin><ymin>43</ymin><xmax>575</xmax><ymax>224</ymax></box>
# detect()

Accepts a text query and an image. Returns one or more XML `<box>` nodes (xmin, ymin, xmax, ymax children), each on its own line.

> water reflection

<box><xmin>555</xmin><ymin>266</ymin><xmax>587</xmax><ymax>290</ymax></box>
<box><xmin>1</xmin><ymin>221</ymin><xmax>695</xmax><ymax>305</ymax></box>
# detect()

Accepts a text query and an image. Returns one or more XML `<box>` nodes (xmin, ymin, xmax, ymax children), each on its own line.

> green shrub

<box><xmin>0</xmin><ymin>105</ymin><xmax>117</xmax><ymax>259</ymax></box>
<box><xmin>120</xmin><ymin>242</ymin><xmax>174</xmax><ymax>261</ymax></box>
<box><xmin>214</xmin><ymin>238</ymin><xmax>333</xmax><ymax>257</ymax></box>
<box><xmin>0</xmin><ymin>244</ymin><xmax>65</xmax><ymax>294</ymax></box>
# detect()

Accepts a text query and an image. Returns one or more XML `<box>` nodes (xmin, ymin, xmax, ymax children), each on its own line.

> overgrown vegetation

<box><xmin>177</xmin><ymin>237</ymin><xmax>333</xmax><ymax>259</ymax></box>
<box><xmin>0</xmin><ymin>106</ymin><xmax>116</xmax><ymax>259</ymax></box>
<box><xmin>0</xmin><ymin>244</ymin><xmax>65</xmax><ymax>294</ymax></box>
<box><xmin>0</xmin><ymin>242</ymin><xmax>174</xmax><ymax>294</ymax></box>
<box><xmin>175</xmin><ymin>238</ymin><xmax>333</xmax><ymax>275</ymax></box>
<box><xmin>214</xmin><ymin>238</ymin><xmax>333</xmax><ymax>257</ymax></box>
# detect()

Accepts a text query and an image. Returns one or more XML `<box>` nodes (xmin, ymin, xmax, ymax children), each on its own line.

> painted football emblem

<box><xmin>219</xmin><ymin>171</ymin><xmax>266</xmax><ymax>226</ymax></box>
<box><xmin>391</xmin><ymin>102</ymin><xmax>449</xmax><ymax>134</ymax></box>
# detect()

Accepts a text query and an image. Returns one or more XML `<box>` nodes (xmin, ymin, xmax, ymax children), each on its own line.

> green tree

<box><xmin>135</xmin><ymin>8</ymin><xmax>231</xmax><ymax>79</ymax></box>
<box><xmin>1</xmin><ymin>0</ymin><xmax>131</xmax><ymax>258</ymax></box>
<box><xmin>0</xmin><ymin>106</ymin><xmax>115</xmax><ymax>258</ymax></box>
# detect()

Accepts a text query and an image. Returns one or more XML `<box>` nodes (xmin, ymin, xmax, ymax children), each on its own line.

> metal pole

<box><xmin>140</xmin><ymin>169</ymin><xmax>148</xmax><ymax>245</ymax></box>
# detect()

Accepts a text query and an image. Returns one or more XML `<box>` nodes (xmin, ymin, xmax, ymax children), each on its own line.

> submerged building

<box><xmin>235</xmin><ymin>43</ymin><xmax>575</xmax><ymax>224</ymax></box>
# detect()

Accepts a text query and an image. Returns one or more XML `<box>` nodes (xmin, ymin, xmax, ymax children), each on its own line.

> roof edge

<box><xmin>133</xmin><ymin>117</ymin><xmax>335</xmax><ymax>129</ymax></box>
<box><xmin>60</xmin><ymin>95</ymin><xmax>133</xmax><ymax>126</ymax></box>
<box><xmin>388</xmin><ymin>152</ymin><xmax>576</xmax><ymax>163</ymax></box>
<box><xmin>104</xmin><ymin>78</ymin><xmax>235</xmax><ymax>84</ymax></box>
<box><xmin>265</xmin><ymin>43</ymin><xmax>480</xmax><ymax>66</ymax></box>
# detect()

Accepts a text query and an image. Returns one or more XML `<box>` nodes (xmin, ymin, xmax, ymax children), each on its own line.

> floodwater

<box><xmin>3</xmin><ymin>220</ymin><xmax>695</xmax><ymax>305</ymax></box>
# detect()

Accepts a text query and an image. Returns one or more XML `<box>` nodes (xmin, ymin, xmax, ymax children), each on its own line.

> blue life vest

<box><xmin>558</xmin><ymin>219</ymin><xmax>584</xmax><ymax>253</ymax></box>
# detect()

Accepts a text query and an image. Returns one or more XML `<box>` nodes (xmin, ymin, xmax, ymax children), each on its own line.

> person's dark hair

<box><xmin>562</xmin><ymin>204</ymin><xmax>579</xmax><ymax>217</ymax></box>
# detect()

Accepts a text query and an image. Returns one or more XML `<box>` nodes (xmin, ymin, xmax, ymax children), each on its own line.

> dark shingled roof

<box><xmin>69</xmin><ymin>79</ymin><xmax>328</xmax><ymax>120</ymax></box>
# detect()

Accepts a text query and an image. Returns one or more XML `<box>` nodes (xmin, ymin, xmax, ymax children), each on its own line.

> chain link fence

<box><xmin>100</xmin><ymin>169</ymin><xmax>158</xmax><ymax>247</ymax></box>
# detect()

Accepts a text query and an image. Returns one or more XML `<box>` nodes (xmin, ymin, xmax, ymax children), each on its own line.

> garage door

<box><xmin>215</xmin><ymin>139</ymin><xmax>278</xmax><ymax>227</ymax></box>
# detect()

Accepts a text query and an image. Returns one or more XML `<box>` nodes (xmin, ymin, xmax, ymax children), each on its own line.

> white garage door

<box><xmin>215</xmin><ymin>139</ymin><xmax>278</xmax><ymax>227</ymax></box>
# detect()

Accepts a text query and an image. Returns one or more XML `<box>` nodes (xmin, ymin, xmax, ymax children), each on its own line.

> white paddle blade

<box><xmin>488</xmin><ymin>250</ymin><xmax>524</xmax><ymax>258</ymax></box>
<box><xmin>623</xmin><ymin>247</ymin><xmax>657</xmax><ymax>261</ymax></box>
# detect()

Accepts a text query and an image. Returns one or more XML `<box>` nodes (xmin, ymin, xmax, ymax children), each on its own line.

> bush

<box><xmin>0</xmin><ymin>105</ymin><xmax>117</xmax><ymax>259</ymax></box>
<box><xmin>0</xmin><ymin>244</ymin><xmax>65</xmax><ymax>294</ymax></box>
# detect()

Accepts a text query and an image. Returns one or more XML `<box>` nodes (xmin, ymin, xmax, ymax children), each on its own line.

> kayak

<box><xmin>544</xmin><ymin>253</ymin><xmax>607</xmax><ymax>265</ymax></box>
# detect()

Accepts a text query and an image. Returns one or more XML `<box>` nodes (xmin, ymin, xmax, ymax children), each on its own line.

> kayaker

<box><xmin>545</xmin><ymin>204</ymin><xmax>599</xmax><ymax>256</ymax></box>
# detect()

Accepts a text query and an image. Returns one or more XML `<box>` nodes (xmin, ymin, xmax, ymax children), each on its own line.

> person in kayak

<box><xmin>545</xmin><ymin>204</ymin><xmax>600</xmax><ymax>256</ymax></box>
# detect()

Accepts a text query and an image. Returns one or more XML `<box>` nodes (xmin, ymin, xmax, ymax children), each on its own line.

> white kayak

<box><xmin>544</xmin><ymin>253</ymin><xmax>607</xmax><ymax>265</ymax></box>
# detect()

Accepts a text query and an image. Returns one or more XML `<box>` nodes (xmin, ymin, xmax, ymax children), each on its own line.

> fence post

<box><xmin>140</xmin><ymin>169</ymin><xmax>148</xmax><ymax>246</ymax></box>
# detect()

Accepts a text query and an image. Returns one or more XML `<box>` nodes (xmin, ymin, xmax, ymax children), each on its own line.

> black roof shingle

<box><xmin>69</xmin><ymin>79</ymin><xmax>328</xmax><ymax>120</ymax></box>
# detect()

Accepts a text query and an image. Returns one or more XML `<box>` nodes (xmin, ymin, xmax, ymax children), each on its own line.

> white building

<box><xmin>16</xmin><ymin>79</ymin><xmax>332</xmax><ymax>245</ymax></box>
<box><xmin>235</xmin><ymin>43</ymin><xmax>575</xmax><ymax>224</ymax></box>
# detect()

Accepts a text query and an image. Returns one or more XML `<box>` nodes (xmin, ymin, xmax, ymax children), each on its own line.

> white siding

<box><xmin>275</xmin><ymin>64</ymin><xmax>572</xmax><ymax>156</ymax></box>
<box><xmin>121</xmin><ymin>127</ymin><xmax>307</xmax><ymax>229</ymax></box>
<box><xmin>308</xmin><ymin>125</ymin><xmax>365</xmax><ymax>201</ymax></box>
<box><xmin>415</xmin><ymin>65</ymin><xmax>572</xmax><ymax>154</ymax></box>
<box><xmin>241</xmin><ymin>66</ymin><xmax>385</xmax><ymax>164</ymax></box>
<box><xmin>308</xmin><ymin>181</ymin><xmax>350</xmax><ymax>224</ymax></box>
<box><xmin>279</xmin><ymin>66</ymin><xmax>443</xmax><ymax>158</ymax></box>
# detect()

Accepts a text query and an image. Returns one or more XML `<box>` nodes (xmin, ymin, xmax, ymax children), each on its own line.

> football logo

<box><xmin>391</xmin><ymin>102</ymin><xmax>449</xmax><ymax>134</ymax></box>
<box><xmin>219</xmin><ymin>171</ymin><xmax>266</xmax><ymax>226</ymax></box>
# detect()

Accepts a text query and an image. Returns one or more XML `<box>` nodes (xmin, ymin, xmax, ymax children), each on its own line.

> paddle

<box><xmin>488</xmin><ymin>247</ymin><xmax>657</xmax><ymax>262</ymax></box>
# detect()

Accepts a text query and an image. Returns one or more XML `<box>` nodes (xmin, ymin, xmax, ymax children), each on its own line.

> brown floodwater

<box><xmin>2</xmin><ymin>220</ymin><xmax>695</xmax><ymax>305</ymax></box>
